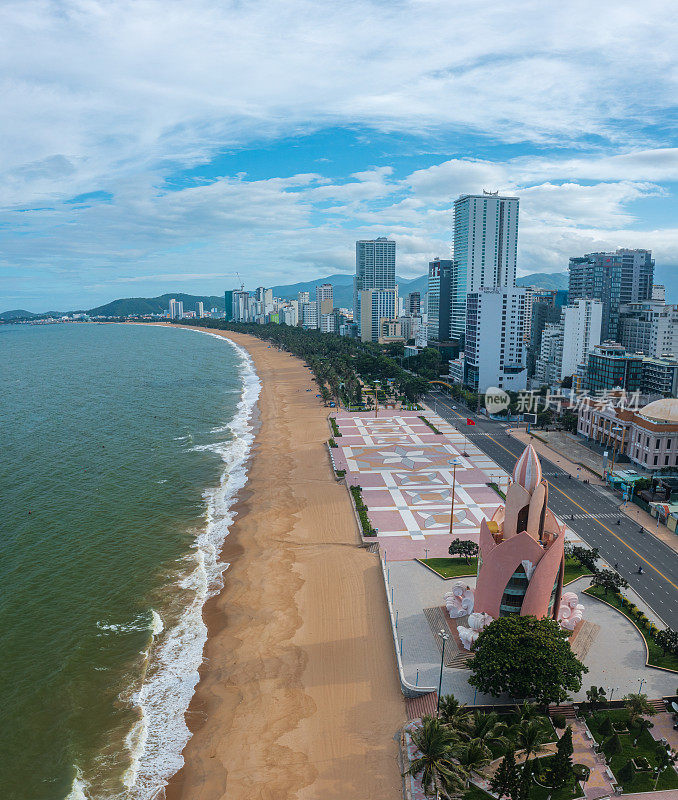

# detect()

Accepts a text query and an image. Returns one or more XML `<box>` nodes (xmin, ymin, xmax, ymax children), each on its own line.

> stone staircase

<box><xmin>549</xmin><ymin>703</ymin><xmax>577</xmax><ymax>719</ymax></box>
<box><xmin>648</xmin><ymin>698</ymin><xmax>667</xmax><ymax>713</ymax></box>
<box><xmin>423</xmin><ymin>606</ymin><xmax>472</xmax><ymax>668</ymax></box>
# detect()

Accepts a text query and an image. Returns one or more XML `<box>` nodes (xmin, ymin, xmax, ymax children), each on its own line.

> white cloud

<box><xmin>2</xmin><ymin>0</ymin><xmax>678</xmax><ymax>307</ymax></box>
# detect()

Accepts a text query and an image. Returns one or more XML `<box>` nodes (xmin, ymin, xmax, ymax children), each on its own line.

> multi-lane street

<box><xmin>425</xmin><ymin>391</ymin><xmax>678</xmax><ymax>629</ymax></box>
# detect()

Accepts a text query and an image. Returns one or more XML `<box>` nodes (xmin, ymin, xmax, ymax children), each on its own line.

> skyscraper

<box><xmin>426</xmin><ymin>258</ymin><xmax>453</xmax><ymax>342</ymax></box>
<box><xmin>405</xmin><ymin>291</ymin><xmax>421</xmax><ymax>316</ymax></box>
<box><xmin>354</xmin><ymin>237</ymin><xmax>396</xmax><ymax>319</ymax></box>
<box><xmin>316</xmin><ymin>283</ymin><xmax>333</xmax><ymax>315</ymax></box>
<box><xmin>568</xmin><ymin>249</ymin><xmax>654</xmax><ymax>342</ymax></box>
<box><xmin>451</xmin><ymin>192</ymin><xmax>519</xmax><ymax>340</ymax></box>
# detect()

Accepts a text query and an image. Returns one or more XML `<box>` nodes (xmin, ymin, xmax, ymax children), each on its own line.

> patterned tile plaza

<box><xmin>332</xmin><ymin>410</ymin><xmax>508</xmax><ymax>560</ymax></box>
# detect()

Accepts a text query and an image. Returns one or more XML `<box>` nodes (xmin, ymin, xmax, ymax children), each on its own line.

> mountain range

<box><xmin>0</xmin><ymin>271</ymin><xmax>569</xmax><ymax>320</ymax></box>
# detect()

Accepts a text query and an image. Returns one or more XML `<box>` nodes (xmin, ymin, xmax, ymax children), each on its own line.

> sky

<box><xmin>1</xmin><ymin>0</ymin><xmax>678</xmax><ymax>312</ymax></box>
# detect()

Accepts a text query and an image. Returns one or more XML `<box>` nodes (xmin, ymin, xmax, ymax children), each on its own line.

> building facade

<box><xmin>568</xmin><ymin>249</ymin><xmax>654</xmax><ymax>343</ymax></box>
<box><xmin>586</xmin><ymin>342</ymin><xmax>644</xmax><ymax>393</ymax></box>
<box><xmin>359</xmin><ymin>287</ymin><xmax>398</xmax><ymax>343</ymax></box>
<box><xmin>619</xmin><ymin>301</ymin><xmax>678</xmax><ymax>359</ymax></box>
<box><xmin>451</xmin><ymin>192</ymin><xmax>519</xmax><ymax>340</ymax></box>
<box><xmin>577</xmin><ymin>398</ymin><xmax>678</xmax><ymax>471</ymax></box>
<box><xmin>354</xmin><ymin>237</ymin><xmax>396</xmax><ymax>320</ymax></box>
<box><xmin>464</xmin><ymin>286</ymin><xmax>527</xmax><ymax>392</ymax></box>
<box><xmin>405</xmin><ymin>291</ymin><xmax>421</xmax><ymax>316</ymax></box>
<box><xmin>426</xmin><ymin>258</ymin><xmax>453</xmax><ymax>342</ymax></box>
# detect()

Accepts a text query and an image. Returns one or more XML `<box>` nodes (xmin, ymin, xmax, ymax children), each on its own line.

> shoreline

<box><xmin>165</xmin><ymin>327</ymin><xmax>405</xmax><ymax>800</ymax></box>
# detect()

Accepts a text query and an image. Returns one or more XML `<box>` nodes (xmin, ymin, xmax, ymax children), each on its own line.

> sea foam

<box><xmin>118</xmin><ymin>334</ymin><xmax>261</xmax><ymax>800</ymax></box>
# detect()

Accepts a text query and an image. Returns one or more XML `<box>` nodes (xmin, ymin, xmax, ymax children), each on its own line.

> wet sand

<box><xmin>166</xmin><ymin>328</ymin><xmax>405</xmax><ymax>800</ymax></box>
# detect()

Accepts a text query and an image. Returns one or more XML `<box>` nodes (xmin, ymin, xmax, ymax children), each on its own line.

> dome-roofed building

<box><xmin>577</xmin><ymin>395</ymin><xmax>678</xmax><ymax>472</ymax></box>
<box><xmin>638</xmin><ymin>398</ymin><xmax>678</xmax><ymax>424</ymax></box>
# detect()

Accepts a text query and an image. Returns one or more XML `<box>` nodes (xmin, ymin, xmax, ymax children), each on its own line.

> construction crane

<box><xmin>235</xmin><ymin>272</ymin><xmax>244</xmax><ymax>291</ymax></box>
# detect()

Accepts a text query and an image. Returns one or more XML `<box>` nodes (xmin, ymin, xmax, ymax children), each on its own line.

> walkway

<box><xmin>568</xmin><ymin>719</ymin><xmax>616</xmax><ymax>799</ymax></box>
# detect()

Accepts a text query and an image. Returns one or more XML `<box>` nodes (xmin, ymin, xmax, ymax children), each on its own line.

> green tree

<box><xmin>513</xmin><ymin>719</ymin><xmax>550</xmax><ymax>763</ymax></box>
<box><xmin>598</xmin><ymin>715</ymin><xmax>613</xmax><ymax>736</ymax></box>
<box><xmin>655</xmin><ymin>628</ymin><xmax>678</xmax><ymax>657</ymax></box>
<box><xmin>618</xmin><ymin>760</ymin><xmax>635</xmax><ymax>783</ymax></box>
<box><xmin>403</xmin><ymin>716</ymin><xmax>468</xmax><ymax>799</ymax></box>
<box><xmin>624</xmin><ymin>692</ymin><xmax>657</xmax><ymax>727</ymax></box>
<box><xmin>568</xmin><ymin>545</ymin><xmax>599</xmax><ymax>573</ymax></box>
<box><xmin>591</xmin><ymin>569</ymin><xmax>629</xmax><ymax>597</ymax></box>
<box><xmin>586</xmin><ymin>685</ymin><xmax>608</xmax><ymax>713</ymax></box>
<box><xmin>604</xmin><ymin>733</ymin><xmax>623</xmax><ymax>756</ymax></box>
<box><xmin>550</xmin><ymin>726</ymin><xmax>574</xmax><ymax>789</ymax></box>
<box><xmin>490</xmin><ymin>749</ymin><xmax>519</xmax><ymax>800</ymax></box>
<box><xmin>468</xmin><ymin>616</ymin><xmax>588</xmax><ymax>705</ymax></box>
<box><xmin>513</xmin><ymin>700</ymin><xmax>542</xmax><ymax>725</ymax></box>
<box><xmin>460</xmin><ymin>710</ymin><xmax>510</xmax><ymax>755</ymax></box>
<box><xmin>633</xmin><ymin>716</ymin><xmax>654</xmax><ymax>745</ymax></box>
<box><xmin>438</xmin><ymin>694</ymin><xmax>471</xmax><ymax>730</ymax></box>
<box><xmin>654</xmin><ymin>743</ymin><xmax>678</xmax><ymax>789</ymax></box>
<box><xmin>448</xmin><ymin>538</ymin><xmax>479</xmax><ymax>564</ymax></box>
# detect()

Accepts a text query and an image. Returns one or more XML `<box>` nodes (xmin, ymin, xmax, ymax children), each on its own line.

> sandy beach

<box><xmin>166</xmin><ymin>328</ymin><xmax>405</xmax><ymax>800</ymax></box>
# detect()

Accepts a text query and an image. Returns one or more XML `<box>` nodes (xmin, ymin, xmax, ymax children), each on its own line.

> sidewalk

<box><xmin>508</xmin><ymin>427</ymin><xmax>605</xmax><ymax>484</ymax></box>
<box><xmin>620</xmin><ymin>500</ymin><xmax>678</xmax><ymax>556</ymax></box>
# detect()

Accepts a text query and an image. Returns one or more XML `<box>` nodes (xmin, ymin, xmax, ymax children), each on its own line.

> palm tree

<box><xmin>513</xmin><ymin>719</ymin><xmax>551</xmax><ymax>764</ymax></box>
<box><xmin>624</xmin><ymin>692</ymin><xmax>657</xmax><ymax>727</ymax></box>
<box><xmin>456</xmin><ymin>739</ymin><xmax>492</xmax><ymax>778</ymax></box>
<box><xmin>404</xmin><ymin>716</ymin><xmax>468</xmax><ymax>799</ymax></box>
<box><xmin>439</xmin><ymin>694</ymin><xmax>471</xmax><ymax>730</ymax></box>
<box><xmin>513</xmin><ymin>700</ymin><xmax>541</xmax><ymax>725</ymax></box>
<box><xmin>461</xmin><ymin>711</ymin><xmax>510</xmax><ymax>754</ymax></box>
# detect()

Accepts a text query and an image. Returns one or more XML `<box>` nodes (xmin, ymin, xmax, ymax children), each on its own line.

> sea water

<box><xmin>0</xmin><ymin>323</ymin><xmax>260</xmax><ymax>800</ymax></box>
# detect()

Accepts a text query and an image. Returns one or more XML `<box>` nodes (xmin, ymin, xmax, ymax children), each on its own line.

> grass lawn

<box><xmin>563</xmin><ymin>555</ymin><xmax>593</xmax><ymax>585</ymax></box>
<box><xmin>587</xmin><ymin>709</ymin><xmax>678</xmax><ymax>792</ymax></box>
<box><xmin>583</xmin><ymin>586</ymin><xmax>678</xmax><ymax>672</ymax></box>
<box><xmin>420</xmin><ymin>557</ymin><xmax>477</xmax><ymax>578</ymax></box>
<box><xmin>464</xmin><ymin>773</ymin><xmax>582</xmax><ymax>800</ymax></box>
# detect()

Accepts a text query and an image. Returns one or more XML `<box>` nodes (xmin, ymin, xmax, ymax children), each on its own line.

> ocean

<box><xmin>0</xmin><ymin>323</ymin><xmax>260</xmax><ymax>800</ymax></box>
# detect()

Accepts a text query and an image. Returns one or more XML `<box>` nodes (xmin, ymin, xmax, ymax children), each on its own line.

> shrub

<box><xmin>618</xmin><ymin>760</ymin><xmax>635</xmax><ymax>783</ymax></box>
<box><xmin>329</xmin><ymin>417</ymin><xmax>342</xmax><ymax>437</ymax></box>
<box><xmin>598</xmin><ymin>715</ymin><xmax>613</xmax><ymax>736</ymax></box>
<box><xmin>329</xmin><ymin>438</ymin><xmax>338</xmax><ymax>448</ymax></box>
<box><xmin>552</xmin><ymin>713</ymin><xmax>567</xmax><ymax>729</ymax></box>
<box><xmin>350</xmin><ymin>485</ymin><xmax>376</xmax><ymax>537</ymax></box>
<box><xmin>335</xmin><ymin>469</ymin><xmax>346</xmax><ymax>478</ymax></box>
<box><xmin>604</xmin><ymin>733</ymin><xmax>623</xmax><ymax>756</ymax></box>
<box><xmin>418</xmin><ymin>415</ymin><xmax>441</xmax><ymax>434</ymax></box>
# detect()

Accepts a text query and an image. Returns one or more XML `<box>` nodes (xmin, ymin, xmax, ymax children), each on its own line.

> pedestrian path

<box><xmin>569</xmin><ymin>512</ymin><xmax>622</xmax><ymax>520</ymax></box>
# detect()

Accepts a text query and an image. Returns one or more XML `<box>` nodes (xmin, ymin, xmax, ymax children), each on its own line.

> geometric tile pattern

<box><xmin>333</xmin><ymin>410</ymin><xmax>510</xmax><ymax>560</ymax></box>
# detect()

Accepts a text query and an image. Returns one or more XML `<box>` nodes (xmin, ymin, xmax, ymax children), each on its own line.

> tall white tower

<box><xmin>451</xmin><ymin>192</ymin><xmax>519</xmax><ymax>340</ymax></box>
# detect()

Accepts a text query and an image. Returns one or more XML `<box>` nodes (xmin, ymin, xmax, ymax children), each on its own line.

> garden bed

<box><xmin>562</xmin><ymin>556</ymin><xmax>593</xmax><ymax>585</ymax></box>
<box><xmin>583</xmin><ymin>586</ymin><xmax>678</xmax><ymax>672</ymax></box>
<box><xmin>586</xmin><ymin>708</ymin><xmax>678</xmax><ymax>792</ymax></box>
<box><xmin>418</xmin><ymin>557</ymin><xmax>477</xmax><ymax>579</ymax></box>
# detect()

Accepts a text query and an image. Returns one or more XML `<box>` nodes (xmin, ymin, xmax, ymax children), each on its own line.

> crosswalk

<box><xmin>568</xmin><ymin>512</ymin><xmax>621</xmax><ymax>521</ymax></box>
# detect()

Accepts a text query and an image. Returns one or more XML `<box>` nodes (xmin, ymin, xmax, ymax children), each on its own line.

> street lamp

<box><xmin>639</xmin><ymin>678</ymin><xmax>646</xmax><ymax>693</ymax></box>
<box><xmin>374</xmin><ymin>380</ymin><xmax>380</xmax><ymax>419</ymax></box>
<box><xmin>436</xmin><ymin>629</ymin><xmax>450</xmax><ymax>715</ymax></box>
<box><xmin>449</xmin><ymin>459</ymin><xmax>461</xmax><ymax>538</ymax></box>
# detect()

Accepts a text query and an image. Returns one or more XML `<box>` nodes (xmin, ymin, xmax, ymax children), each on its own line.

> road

<box><xmin>425</xmin><ymin>391</ymin><xmax>678</xmax><ymax>629</ymax></box>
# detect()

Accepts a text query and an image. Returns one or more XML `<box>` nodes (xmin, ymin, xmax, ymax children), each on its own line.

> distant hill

<box><xmin>516</xmin><ymin>272</ymin><xmax>568</xmax><ymax>290</ymax></box>
<box><xmin>273</xmin><ymin>272</ymin><xmax>428</xmax><ymax>309</ymax></box>
<box><xmin>0</xmin><ymin>309</ymin><xmax>39</xmax><ymax>320</ymax></box>
<box><xmin>86</xmin><ymin>293</ymin><xmax>226</xmax><ymax>317</ymax></box>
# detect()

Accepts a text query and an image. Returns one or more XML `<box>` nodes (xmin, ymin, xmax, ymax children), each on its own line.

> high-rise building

<box><xmin>232</xmin><ymin>290</ymin><xmax>251</xmax><ymax>322</ymax></box>
<box><xmin>195</xmin><ymin>301</ymin><xmax>204</xmax><ymax>318</ymax></box>
<box><xmin>568</xmin><ymin>249</ymin><xmax>654</xmax><ymax>343</ymax></box>
<box><xmin>298</xmin><ymin>291</ymin><xmax>310</xmax><ymax>304</ymax></box>
<box><xmin>426</xmin><ymin>258</ymin><xmax>453</xmax><ymax>342</ymax></box>
<box><xmin>316</xmin><ymin>283</ymin><xmax>333</xmax><ymax>317</ymax></box>
<box><xmin>301</xmin><ymin>301</ymin><xmax>318</xmax><ymax>329</ymax></box>
<box><xmin>451</xmin><ymin>192</ymin><xmax>519</xmax><ymax>340</ymax></box>
<box><xmin>224</xmin><ymin>290</ymin><xmax>234</xmax><ymax>322</ymax></box>
<box><xmin>534</xmin><ymin>300</ymin><xmax>602</xmax><ymax>386</ymax></box>
<box><xmin>354</xmin><ymin>238</ymin><xmax>396</xmax><ymax>319</ymax></box>
<box><xmin>168</xmin><ymin>298</ymin><xmax>183</xmax><ymax>320</ymax></box>
<box><xmin>359</xmin><ymin>287</ymin><xmax>398</xmax><ymax>343</ymax></box>
<box><xmin>619</xmin><ymin>301</ymin><xmax>678</xmax><ymax>359</ymax></box>
<box><xmin>405</xmin><ymin>291</ymin><xmax>421</xmax><ymax>316</ymax></box>
<box><xmin>464</xmin><ymin>286</ymin><xmax>527</xmax><ymax>392</ymax></box>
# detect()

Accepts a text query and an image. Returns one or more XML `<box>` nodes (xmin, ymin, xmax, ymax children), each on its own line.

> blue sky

<box><xmin>1</xmin><ymin>0</ymin><xmax>678</xmax><ymax>311</ymax></box>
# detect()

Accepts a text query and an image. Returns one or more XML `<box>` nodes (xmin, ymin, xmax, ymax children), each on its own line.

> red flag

<box><xmin>466</xmin><ymin>418</ymin><xmax>475</xmax><ymax>426</ymax></box>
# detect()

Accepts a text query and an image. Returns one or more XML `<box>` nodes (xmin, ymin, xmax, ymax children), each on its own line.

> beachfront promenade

<box><xmin>331</xmin><ymin>411</ymin><xmax>508</xmax><ymax>560</ymax></box>
<box><xmin>331</xmin><ymin>407</ymin><xmax>678</xmax><ymax>704</ymax></box>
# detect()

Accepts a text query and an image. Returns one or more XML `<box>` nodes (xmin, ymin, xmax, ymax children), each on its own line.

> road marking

<box><xmin>430</xmin><ymin>395</ymin><xmax>678</xmax><ymax>592</ymax></box>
